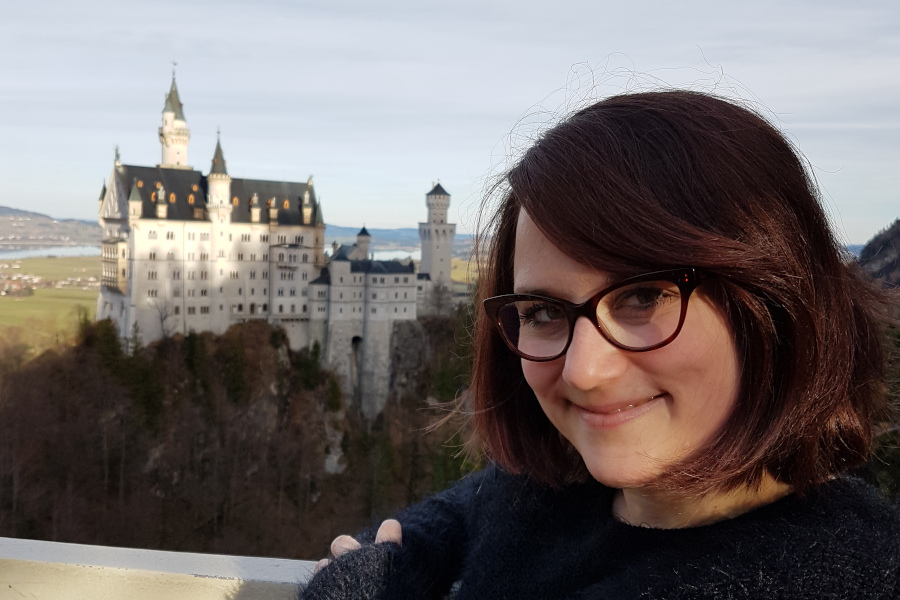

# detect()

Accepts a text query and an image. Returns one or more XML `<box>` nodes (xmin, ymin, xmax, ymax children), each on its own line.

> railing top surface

<box><xmin>0</xmin><ymin>536</ymin><xmax>316</xmax><ymax>584</ymax></box>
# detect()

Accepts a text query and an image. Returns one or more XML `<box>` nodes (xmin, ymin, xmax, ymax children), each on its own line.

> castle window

<box><xmin>238</xmin><ymin>304</ymin><xmax>243</xmax><ymax>312</ymax></box>
<box><xmin>303</xmin><ymin>305</ymin><xmax>307</xmax><ymax>312</ymax></box>
<box><xmin>380</xmin><ymin>278</ymin><xmax>385</xmax><ymax>284</ymax></box>
<box><xmin>290</xmin><ymin>289</ymin><xmax>296</xmax><ymax>296</ymax></box>
<box><xmin>263</xmin><ymin>271</ymin><xmax>268</xmax><ymax>279</ymax></box>
<box><xmin>200</xmin><ymin>233</ymin><xmax>210</xmax><ymax>241</ymax></box>
<box><xmin>238</xmin><ymin>253</ymin><xmax>244</xmax><ymax>261</ymax></box>
<box><xmin>295</xmin><ymin>236</ymin><xmax>301</xmax><ymax>243</ymax></box>
<box><xmin>201</xmin><ymin>271</ymin><xmax>208</xmax><ymax>280</ymax></box>
<box><xmin>173</xmin><ymin>288</ymin><xmax>181</xmax><ymax>297</ymax></box>
<box><xmin>173</xmin><ymin>270</ymin><xmax>181</xmax><ymax>280</ymax></box>
<box><xmin>200</xmin><ymin>253</ymin><xmax>209</xmax><ymax>261</ymax></box>
<box><xmin>290</xmin><ymin>305</ymin><xmax>295</xmax><ymax>313</ymax></box>
<box><xmin>188</xmin><ymin>194</ymin><xmax>195</xmax><ymax>205</ymax></box>
<box><xmin>200</xmin><ymin>288</ymin><xmax>208</xmax><ymax>296</ymax></box>
<box><xmin>149</xmin><ymin>252</ymin><xmax>157</xmax><ymax>260</ymax></box>
<box><xmin>147</xmin><ymin>289</ymin><xmax>158</xmax><ymax>298</ymax></box>
<box><xmin>371</xmin><ymin>293</ymin><xmax>376</xmax><ymax>299</ymax></box>
<box><xmin>394</xmin><ymin>307</ymin><xmax>397</xmax><ymax>313</ymax></box>
<box><xmin>283</xmin><ymin>200</ymin><xmax>289</xmax><ymax>209</ymax></box>
<box><xmin>262</xmin><ymin>304</ymin><xmax>267</xmax><ymax>311</ymax></box>
<box><xmin>149</xmin><ymin>231</ymin><xmax>157</xmax><ymax>240</ymax></box>
<box><xmin>151</xmin><ymin>192</ymin><xmax>157</xmax><ymax>202</ymax></box>
<box><xmin>403</xmin><ymin>277</ymin><xmax>408</xmax><ymax>283</ymax></box>
<box><xmin>394</xmin><ymin>277</ymin><xmax>399</xmax><ymax>283</ymax></box>
<box><xmin>192</xmin><ymin>184</ymin><xmax>199</xmax><ymax>192</ymax></box>
<box><xmin>166</xmin><ymin>231</ymin><xmax>174</xmax><ymax>240</ymax></box>
<box><xmin>250</xmin><ymin>271</ymin><xmax>256</xmax><ymax>279</ymax></box>
<box><xmin>260</xmin><ymin>234</ymin><xmax>268</xmax><ymax>242</ymax></box>
<box><xmin>263</xmin><ymin>254</ymin><xmax>268</xmax><ymax>261</ymax></box>
<box><xmin>188</xmin><ymin>306</ymin><xmax>196</xmax><ymax>315</ymax></box>
<box><xmin>251</xmin><ymin>288</ymin><xmax>255</xmax><ymax>295</ymax></box>
<box><xmin>167</xmin><ymin>252</ymin><xmax>174</xmax><ymax>260</ymax></box>
<box><xmin>169</xmin><ymin>193</ymin><xmax>176</xmax><ymax>204</ymax></box>
<box><xmin>200</xmin><ymin>306</ymin><xmax>209</xmax><ymax>314</ymax></box>
<box><xmin>278</xmin><ymin>289</ymin><xmax>284</xmax><ymax>296</ymax></box>
<box><xmin>279</xmin><ymin>305</ymin><xmax>283</xmax><ymax>313</ymax></box>
<box><xmin>241</xmin><ymin>234</ymin><xmax>250</xmax><ymax>242</ymax></box>
<box><xmin>232</xmin><ymin>197</ymin><xmax>239</xmax><ymax>206</ymax></box>
<box><xmin>371</xmin><ymin>308</ymin><xmax>376</xmax><ymax>314</ymax></box>
<box><xmin>303</xmin><ymin>254</ymin><xmax>308</xmax><ymax>263</ymax></box>
<box><xmin>250</xmin><ymin>253</ymin><xmax>256</xmax><ymax>261</ymax></box>
<box><xmin>278</xmin><ymin>253</ymin><xmax>284</xmax><ymax>262</ymax></box>
<box><xmin>302</xmin><ymin>272</ymin><xmax>307</xmax><ymax>281</ymax></box>
<box><xmin>137</xmin><ymin>180</ymin><xmax>144</xmax><ymax>188</ymax></box>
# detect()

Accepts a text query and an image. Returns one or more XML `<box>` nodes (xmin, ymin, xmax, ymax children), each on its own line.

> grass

<box><xmin>450</xmin><ymin>258</ymin><xmax>477</xmax><ymax>284</ymax></box>
<box><xmin>0</xmin><ymin>255</ymin><xmax>100</xmax><ymax>281</ymax></box>
<box><xmin>0</xmin><ymin>256</ymin><xmax>100</xmax><ymax>352</ymax></box>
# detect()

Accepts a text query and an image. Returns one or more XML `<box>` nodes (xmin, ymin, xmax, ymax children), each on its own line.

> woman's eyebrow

<box><xmin>511</xmin><ymin>287</ymin><xmax>566</xmax><ymax>299</ymax></box>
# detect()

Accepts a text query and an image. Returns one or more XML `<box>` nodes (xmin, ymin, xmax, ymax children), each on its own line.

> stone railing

<box><xmin>0</xmin><ymin>536</ymin><xmax>315</xmax><ymax>599</ymax></box>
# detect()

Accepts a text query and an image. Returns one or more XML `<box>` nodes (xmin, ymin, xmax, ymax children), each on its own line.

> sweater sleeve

<box><xmin>301</xmin><ymin>467</ymin><xmax>488</xmax><ymax>600</ymax></box>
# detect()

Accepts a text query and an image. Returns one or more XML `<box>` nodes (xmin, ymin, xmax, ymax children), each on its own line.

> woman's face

<box><xmin>514</xmin><ymin>211</ymin><xmax>740</xmax><ymax>489</ymax></box>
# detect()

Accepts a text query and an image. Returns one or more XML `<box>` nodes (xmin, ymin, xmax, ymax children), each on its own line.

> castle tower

<box><xmin>418</xmin><ymin>183</ymin><xmax>456</xmax><ymax>289</ymax></box>
<box><xmin>158</xmin><ymin>77</ymin><xmax>191</xmax><ymax>169</ymax></box>
<box><xmin>356</xmin><ymin>226</ymin><xmax>371</xmax><ymax>259</ymax></box>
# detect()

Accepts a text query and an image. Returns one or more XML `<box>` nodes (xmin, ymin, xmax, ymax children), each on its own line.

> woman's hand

<box><xmin>314</xmin><ymin>519</ymin><xmax>403</xmax><ymax>574</ymax></box>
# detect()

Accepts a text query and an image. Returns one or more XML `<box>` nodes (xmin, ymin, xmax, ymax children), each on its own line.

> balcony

<box><xmin>0</xmin><ymin>536</ymin><xmax>314</xmax><ymax>599</ymax></box>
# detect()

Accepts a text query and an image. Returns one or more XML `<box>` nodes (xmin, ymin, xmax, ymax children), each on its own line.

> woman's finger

<box><xmin>313</xmin><ymin>558</ymin><xmax>330</xmax><ymax>574</ymax></box>
<box><xmin>330</xmin><ymin>534</ymin><xmax>361</xmax><ymax>557</ymax></box>
<box><xmin>374</xmin><ymin>519</ymin><xmax>402</xmax><ymax>546</ymax></box>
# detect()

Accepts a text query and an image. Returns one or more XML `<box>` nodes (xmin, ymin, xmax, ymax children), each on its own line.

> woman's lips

<box><xmin>571</xmin><ymin>394</ymin><xmax>665</xmax><ymax>428</ymax></box>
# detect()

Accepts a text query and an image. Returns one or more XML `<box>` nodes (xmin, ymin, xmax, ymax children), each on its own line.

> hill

<box><xmin>859</xmin><ymin>219</ymin><xmax>900</xmax><ymax>285</ymax></box>
<box><xmin>0</xmin><ymin>205</ymin><xmax>101</xmax><ymax>250</ymax></box>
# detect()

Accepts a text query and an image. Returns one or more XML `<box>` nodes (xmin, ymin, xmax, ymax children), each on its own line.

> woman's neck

<box><xmin>612</xmin><ymin>474</ymin><xmax>792</xmax><ymax>529</ymax></box>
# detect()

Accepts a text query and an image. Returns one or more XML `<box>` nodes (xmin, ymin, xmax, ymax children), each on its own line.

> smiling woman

<box><xmin>302</xmin><ymin>91</ymin><xmax>900</xmax><ymax>599</ymax></box>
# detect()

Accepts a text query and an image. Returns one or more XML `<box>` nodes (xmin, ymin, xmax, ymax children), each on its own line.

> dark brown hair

<box><xmin>470</xmin><ymin>90</ymin><xmax>893</xmax><ymax>495</ymax></box>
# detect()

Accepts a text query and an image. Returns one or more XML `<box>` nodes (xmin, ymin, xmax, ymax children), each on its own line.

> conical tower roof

<box><xmin>163</xmin><ymin>77</ymin><xmax>186</xmax><ymax>121</ymax></box>
<box><xmin>128</xmin><ymin>178</ymin><xmax>143</xmax><ymax>203</ymax></box>
<box><xmin>210</xmin><ymin>135</ymin><xmax>228</xmax><ymax>175</ymax></box>
<box><xmin>98</xmin><ymin>181</ymin><xmax>107</xmax><ymax>201</ymax></box>
<box><xmin>427</xmin><ymin>182</ymin><xmax>449</xmax><ymax>196</ymax></box>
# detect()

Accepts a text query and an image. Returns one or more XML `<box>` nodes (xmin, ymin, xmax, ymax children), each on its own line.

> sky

<box><xmin>0</xmin><ymin>0</ymin><xmax>897</xmax><ymax>243</ymax></box>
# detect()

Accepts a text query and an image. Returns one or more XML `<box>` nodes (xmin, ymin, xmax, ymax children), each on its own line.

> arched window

<box><xmin>188</xmin><ymin>194</ymin><xmax>195</xmax><ymax>205</ymax></box>
<box><xmin>169</xmin><ymin>193</ymin><xmax>176</xmax><ymax>204</ymax></box>
<box><xmin>232</xmin><ymin>197</ymin><xmax>239</xmax><ymax>206</ymax></box>
<box><xmin>283</xmin><ymin>200</ymin><xmax>289</xmax><ymax>209</ymax></box>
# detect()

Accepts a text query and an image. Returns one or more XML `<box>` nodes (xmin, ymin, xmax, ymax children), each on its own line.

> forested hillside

<box><xmin>0</xmin><ymin>312</ymin><xmax>475</xmax><ymax>559</ymax></box>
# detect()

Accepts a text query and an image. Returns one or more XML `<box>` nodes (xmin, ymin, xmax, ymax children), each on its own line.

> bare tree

<box><xmin>149</xmin><ymin>298</ymin><xmax>177</xmax><ymax>338</ymax></box>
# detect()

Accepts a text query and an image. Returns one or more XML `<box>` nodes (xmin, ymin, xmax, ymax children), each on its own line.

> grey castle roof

<box><xmin>210</xmin><ymin>138</ymin><xmax>227</xmax><ymax>175</ymax></box>
<box><xmin>114</xmin><ymin>164</ymin><xmax>323</xmax><ymax>226</ymax></box>
<box><xmin>163</xmin><ymin>78</ymin><xmax>186</xmax><ymax>121</ymax></box>
<box><xmin>349</xmin><ymin>260</ymin><xmax>416</xmax><ymax>275</ymax></box>
<box><xmin>427</xmin><ymin>183</ymin><xmax>449</xmax><ymax>196</ymax></box>
<box><xmin>358</xmin><ymin>226</ymin><xmax>370</xmax><ymax>237</ymax></box>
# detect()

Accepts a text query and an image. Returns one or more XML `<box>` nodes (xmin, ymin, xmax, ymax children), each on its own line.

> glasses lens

<box><xmin>496</xmin><ymin>299</ymin><xmax>570</xmax><ymax>360</ymax></box>
<box><xmin>597</xmin><ymin>279</ymin><xmax>683</xmax><ymax>349</ymax></box>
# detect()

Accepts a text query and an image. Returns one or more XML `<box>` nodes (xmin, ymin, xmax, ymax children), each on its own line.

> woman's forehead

<box><xmin>513</xmin><ymin>211</ymin><xmax>615</xmax><ymax>297</ymax></box>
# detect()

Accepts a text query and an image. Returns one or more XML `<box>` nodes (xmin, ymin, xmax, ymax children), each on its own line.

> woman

<box><xmin>303</xmin><ymin>91</ymin><xmax>900</xmax><ymax>599</ymax></box>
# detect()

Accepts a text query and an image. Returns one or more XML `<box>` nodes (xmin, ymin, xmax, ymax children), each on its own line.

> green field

<box><xmin>0</xmin><ymin>256</ymin><xmax>100</xmax><ymax>351</ymax></box>
<box><xmin>0</xmin><ymin>255</ymin><xmax>100</xmax><ymax>281</ymax></box>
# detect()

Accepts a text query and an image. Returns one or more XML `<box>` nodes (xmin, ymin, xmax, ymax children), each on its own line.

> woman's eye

<box><xmin>613</xmin><ymin>284</ymin><xmax>677</xmax><ymax>312</ymax></box>
<box><xmin>520</xmin><ymin>303</ymin><xmax>565</xmax><ymax>325</ymax></box>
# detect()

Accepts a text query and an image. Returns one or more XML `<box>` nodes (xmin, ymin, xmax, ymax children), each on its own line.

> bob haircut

<box><xmin>470</xmin><ymin>90</ymin><xmax>893</xmax><ymax>496</ymax></box>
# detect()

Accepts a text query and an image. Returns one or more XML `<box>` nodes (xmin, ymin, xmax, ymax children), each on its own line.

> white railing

<box><xmin>0</xmin><ymin>536</ymin><xmax>315</xmax><ymax>599</ymax></box>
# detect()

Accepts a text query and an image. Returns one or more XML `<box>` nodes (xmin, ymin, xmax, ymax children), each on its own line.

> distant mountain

<box><xmin>859</xmin><ymin>219</ymin><xmax>900</xmax><ymax>285</ymax></box>
<box><xmin>0</xmin><ymin>206</ymin><xmax>101</xmax><ymax>249</ymax></box>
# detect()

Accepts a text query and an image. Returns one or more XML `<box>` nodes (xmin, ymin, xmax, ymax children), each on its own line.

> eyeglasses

<box><xmin>483</xmin><ymin>268</ymin><xmax>703</xmax><ymax>362</ymax></box>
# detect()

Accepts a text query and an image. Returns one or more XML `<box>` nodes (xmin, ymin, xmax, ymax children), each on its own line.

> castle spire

<box><xmin>163</xmin><ymin>76</ymin><xmax>186</xmax><ymax>121</ymax></box>
<box><xmin>210</xmin><ymin>131</ymin><xmax>228</xmax><ymax>175</ymax></box>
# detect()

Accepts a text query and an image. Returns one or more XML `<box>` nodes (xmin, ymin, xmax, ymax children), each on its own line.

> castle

<box><xmin>96</xmin><ymin>77</ymin><xmax>456</xmax><ymax>417</ymax></box>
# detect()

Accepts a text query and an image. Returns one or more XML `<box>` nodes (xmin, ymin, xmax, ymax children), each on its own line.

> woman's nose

<box><xmin>561</xmin><ymin>316</ymin><xmax>629</xmax><ymax>391</ymax></box>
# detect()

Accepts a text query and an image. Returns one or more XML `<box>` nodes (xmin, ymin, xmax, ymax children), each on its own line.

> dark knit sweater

<box><xmin>303</xmin><ymin>466</ymin><xmax>900</xmax><ymax>599</ymax></box>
